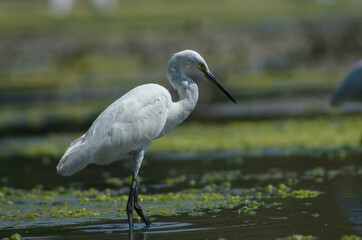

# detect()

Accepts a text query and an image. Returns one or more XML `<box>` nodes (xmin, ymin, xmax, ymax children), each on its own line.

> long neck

<box><xmin>165</xmin><ymin>57</ymin><xmax>199</xmax><ymax>130</ymax></box>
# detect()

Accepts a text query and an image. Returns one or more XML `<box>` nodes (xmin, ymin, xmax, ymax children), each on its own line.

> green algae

<box><xmin>47</xmin><ymin>207</ymin><xmax>100</xmax><ymax>218</ymax></box>
<box><xmin>1</xmin><ymin>0</ymin><xmax>361</xmax><ymax>35</ymax></box>
<box><xmin>277</xmin><ymin>236</ymin><xmax>362</xmax><ymax>240</ymax></box>
<box><xmin>276</xmin><ymin>235</ymin><xmax>318</xmax><ymax>240</ymax></box>
<box><xmin>340</xmin><ymin>235</ymin><xmax>361</xmax><ymax>240</ymax></box>
<box><xmin>0</xmin><ymin>147</ymin><xmax>360</xmax><ymax>231</ymax></box>
<box><xmin>0</xmin><ymin>115</ymin><xmax>360</xmax><ymax>161</ymax></box>
<box><xmin>0</xmin><ymin>180</ymin><xmax>322</xmax><ymax>230</ymax></box>
<box><xmin>152</xmin><ymin>116</ymin><xmax>362</xmax><ymax>154</ymax></box>
<box><xmin>3</xmin><ymin>161</ymin><xmax>358</xmax><ymax>229</ymax></box>
<box><xmin>0</xmin><ymin>0</ymin><xmax>361</xmax><ymax>98</ymax></box>
<box><xmin>303</xmin><ymin>166</ymin><xmax>362</xmax><ymax>183</ymax></box>
<box><xmin>232</xmin><ymin>67</ymin><xmax>345</xmax><ymax>90</ymax></box>
<box><xmin>1</xmin><ymin>233</ymin><xmax>23</xmax><ymax>240</ymax></box>
<box><xmin>163</xmin><ymin>165</ymin><xmax>361</xmax><ymax>191</ymax></box>
<box><xmin>102</xmin><ymin>174</ymin><xmax>142</xmax><ymax>189</ymax></box>
<box><xmin>290</xmin><ymin>190</ymin><xmax>321</xmax><ymax>199</ymax></box>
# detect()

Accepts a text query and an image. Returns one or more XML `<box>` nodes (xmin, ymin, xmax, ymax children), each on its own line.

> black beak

<box><xmin>204</xmin><ymin>70</ymin><xmax>237</xmax><ymax>104</ymax></box>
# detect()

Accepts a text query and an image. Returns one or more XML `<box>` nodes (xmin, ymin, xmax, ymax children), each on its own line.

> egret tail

<box><xmin>57</xmin><ymin>134</ymin><xmax>91</xmax><ymax>176</ymax></box>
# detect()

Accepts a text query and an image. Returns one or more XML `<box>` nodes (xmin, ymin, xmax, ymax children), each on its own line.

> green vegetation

<box><xmin>0</xmin><ymin>0</ymin><xmax>361</xmax><ymax>33</ymax></box>
<box><xmin>290</xmin><ymin>190</ymin><xmax>321</xmax><ymax>199</ymax></box>
<box><xmin>159</xmin><ymin>166</ymin><xmax>361</xmax><ymax>193</ymax></box>
<box><xmin>0</xmin><ymin>64</ymin><xmax>347</xmax><ymax>93</ymax></box>
<box><xmin>230</xmin><ymin>67</ymin><xmax>347</xmax><ymax>90</ymax></box>
<box><xmin>1</xmin><ymin>115</ymin><xmax>360</xmax><ymax>160</ymax></box>
<box><xmin>0</xmin><ymin>0</ymin><xmax>360</xmax><ymax>93</ymax></box>
<box><xmin>303</xmin><ymin>166</ymin><xmax>362</xmax><ymax>183</ymax></box>
<box><xmin>340</xmin><ymin>236</ymin><xmax>361</xmax><ymax>240</ymax></box>
<box><xmin>1</xmin><ymin>233</ymin><xmax>22</xmax><ymax>240</ymax></box>
<box><xmin>276</xmin><ymin>235</ymin><xmax>318</xmax><ymax>240</ymax></box>
<box><xmin>0</xmin><ymin>100</ymin><xmax>107</xmax><ymax>136</ymax></box>
<box><xmin>0</xmin><ymin>0</ymin><xmax>361</xmax><ymax>237</ymax></box>
<box><xmin>0</xmin><ymin>183</ymin><xmax>321</xmax><ymax>228</ymax></box>
<box><xmin>3</xmin><ymin>161</ymin><xmax>361</xmax><ymax>229</ymax></box>
<box><xmin>152</xmin><ymin>116</ymin><xmax>362</xmax><ymax>153</ymax></box>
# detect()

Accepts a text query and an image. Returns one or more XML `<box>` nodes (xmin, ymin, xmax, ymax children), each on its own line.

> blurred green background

<box><xmin>1</xmin><ymin>2</ymin><xmax>362</xmax><ymax>238</ymax></box>
<box><xmin>1</xmin><ymin>0</ymin><xmax>361</xmax><ymax>93</ymax></box>
<box><xmin>0</xmin><ymin>0</ymin><xmax>361</xmax><ymax>158</ymax></box>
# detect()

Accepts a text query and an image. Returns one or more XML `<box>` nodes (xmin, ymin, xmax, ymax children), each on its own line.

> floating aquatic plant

<box><xmin>276</xmin><ymin>235</ymin><xmax>318</xmax><ymax>240</ymax></box>
<box><xmin>1</xmin><ymin>116</ymin><xmax>361</xmax><ymax>160</ymax></box>
<box><xmin>1</xmin><ymin>233</ymin><xmax>23</xmax><ymax>240</ymax></box>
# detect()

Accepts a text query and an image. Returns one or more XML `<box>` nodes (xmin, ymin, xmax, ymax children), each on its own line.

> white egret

<box><xmin>56</xmin><ymin>49</ymin><xmax>236</xmax><ymax>230</ymax></box>
<box><xmin>49</xmin><ymin>0</ymin><xmax>118</xmax><ymax>19</ymax></box>
<box><xmin>330</xmin><ymin>60</ymin><xmax>362</xmax><ymax>105</ymax></box>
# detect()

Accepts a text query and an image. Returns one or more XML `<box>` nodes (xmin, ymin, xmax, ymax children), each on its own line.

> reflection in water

<box><xmin>0</xmin><ymin>155</ymin><xmax>361</xmax><ymax>239</ymax></box>
<box><xmin>335</xmin><ymin>182</ymin><xmax>362</xmax><ymax>234</ymax></box>
<box><xmin>75</xmin><ymin>222</ymin><xmax>193</xmax><ymax>234</ymax></box>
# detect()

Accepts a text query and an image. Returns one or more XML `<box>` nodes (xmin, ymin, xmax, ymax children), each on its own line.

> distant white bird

<box><xmin>330</xmin><ymin>60</ymin><xmax>362</xmax><ymax>105</ymax></box>
<box><xmin>49</xmin><ymin>0</ymin><xmax>74</xmax><ymax>18</ymax></box>
<box><xmin>49</xmin><ymin>0</ymin><xmax>118</xmax><ymax>19</ymax></box>
<box><xmin>56</xmin><ymin>50</ymin><xmax>236</xmax><ymax>230</ymax></box>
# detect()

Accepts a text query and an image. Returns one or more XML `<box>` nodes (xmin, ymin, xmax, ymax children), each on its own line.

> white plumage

<box><xmin>49</xmin><ymin>0</ymin><xmax>118</xmax><ymax>18</ymax></box>
<box><xmin>56</xmin><ymin>49</ymin><xmax>236</xmax><ymax>230</ymax></box>
<box><xmin>57</xmin><ymin>84</ymin><xmax>171</xmax><ymax>176</ymax></box>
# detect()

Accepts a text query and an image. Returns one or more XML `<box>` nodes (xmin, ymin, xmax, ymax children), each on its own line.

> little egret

<box><xmin>330</xmin><ymin>60</ymin><xmax>362</xmax><ymax>105</ymax></box>
<box><xmin>56</xmin><ymin>49</ymin><xmax>236</xmax><ymax>230</ymax></box>
<box><xmin>49</xmin><ymin>0</ymin><xmax>118</xmax><ymax>19</ymax></box>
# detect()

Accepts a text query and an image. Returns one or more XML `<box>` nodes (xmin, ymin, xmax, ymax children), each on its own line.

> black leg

<box><xmin>126</xmin><ymin>177</ymin><xmax>137</xmax><ymax>231</ymax></box>
<box><xmin>126</xmin><ymin>175</ymin><xmax>152</xmax><ymax>231</ymax></box>
<box><xmin>133</xmin><ymin>178</ymin><xmax>152</xmax><ymax>227</ymax></box>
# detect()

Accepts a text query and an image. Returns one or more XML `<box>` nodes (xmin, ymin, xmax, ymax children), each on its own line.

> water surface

<box><xmin>1</xmin><ymin>153</ymin><xmax>361</xmax><ymax>240</ymax></box>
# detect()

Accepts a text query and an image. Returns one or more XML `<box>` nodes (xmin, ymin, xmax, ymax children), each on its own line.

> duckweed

<box><xmin>2</xmin><ymin>159</ymin><xmax>360</xmax><ymax>230</ymax></box>
<box><xmin>101</xmin><ymin>175</ymin><xmax>143</xmax><ymax>189</ymax></box>
<box><xmin>303</xmin><ymin>166</ymin><xmax>362</xmax><ymax>183</ymax></box>
<box><xmin>152</xmin><ymin>116</ymin><xmax>362</xmax><ymax>154</ymax></box>
<box><xmin>104</xmin><ymin>177</ymin><xmax>124</xmax><ymax>187</ymax></box>
<box><xmin>276</xmin><ymin>235</ymin><xmax>318</xmax><ymax>240</ymax></box>
<box><xmin>188</xmin><ymin>211</ymin><xmax>205</xmax><ymax>216</ymax></box>
<box><xmin>165</xmin><ymin>174</ymin><xmax>188</xmax><ymax>185</ymax></box>
<box><xmin>49</xmin><ymin>207</ymin><xmax>100</xmax><ymax>218</ymax></box>
<box><xmin>1</xmin><ymin>116</ymin><xmax>361</xmax><ymax>161</ymax></box>
<box><xmin>1</xmin><ymin>233</ymin><xmax>23</xmax><ymax>240</ymax></box>
<box><xmin>163</xmin><ymin>165</ymin><xmax>361</xmax><ymax>193</ymax></box>
<box><xmin>0</xmin><ymin>180</ymin><xmax>322</xmax><ymax>230</ymax></box>
<box><xmin>340</xmin><ymin>235</ymin><xmax>361</xmax><ymax>240</ymax></box>
<box><xmin>290</xmin><ymin>190</ymin><xmax>322</xmax><ymax>199</ymax></box>
<box><xmin>240</xmin><ymin>206</ymin><xmax>249</xmax><ymax>213</ymax></box>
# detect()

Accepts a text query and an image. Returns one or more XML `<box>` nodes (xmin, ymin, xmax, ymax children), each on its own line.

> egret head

<box><xmin>171</xmin><ymin>50</ymin><xmax>237</xmax><ymax>104</ymax></box>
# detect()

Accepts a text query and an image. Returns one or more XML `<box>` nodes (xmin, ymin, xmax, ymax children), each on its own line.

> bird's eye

<box><xmin>198</xmin><ymin>63</ymin><xmax>205</xmax><ymax>71</ymax></box>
